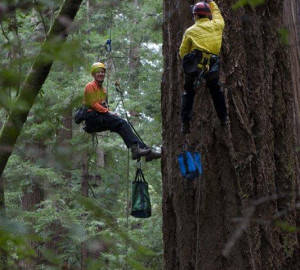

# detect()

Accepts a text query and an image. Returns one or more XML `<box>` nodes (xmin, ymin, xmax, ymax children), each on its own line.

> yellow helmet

<box><xmin>91</xmin><ymin>62</ymin><xmax>106</xmax><ymax>74</ymax></box>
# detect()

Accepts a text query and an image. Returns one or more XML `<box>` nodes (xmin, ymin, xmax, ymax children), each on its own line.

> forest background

<box><xmin>1</xmin><ymin>0</ymin><xmax>300</xmax><ymax>269</ymax></box>
<box><xmin>0</xmin><ymin>0</ymin><xmax>163</xmax><ymax>269</ymax></box>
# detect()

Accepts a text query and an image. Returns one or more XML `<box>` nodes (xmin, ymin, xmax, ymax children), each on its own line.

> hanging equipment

<box><xmin>130</xmin><ymin>161</ymin><xmax>151</xmax><ymax>218</ymax></box>
<box><xmin>104</xmin><ymin>4</ymin><xmax>114</xmax><ymax>104</ymax></box>
<box><xmin>178</xmin><ymin>139</ymin><xmax>203</xmax><ymax>180</ymax></box>
<box><xmin>105</xmin><ymin>39</ymin><xmax>112</xmax><ymax>53</ymax></box>
<box><xmin>105</xmin><ymin>2</ymin><xmax>113</xmax><ymax>53</ymax></box>
<box><xmin>114</xmin><ymin>83</ymin><xmax>151</xmax><ymax>219</ymax></box>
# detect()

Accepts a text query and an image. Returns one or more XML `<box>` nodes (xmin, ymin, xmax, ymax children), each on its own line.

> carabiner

<box><xmin>105</xmin><ymin>39</ymin><xmax>112</xmax><ymax>53</ymax></box>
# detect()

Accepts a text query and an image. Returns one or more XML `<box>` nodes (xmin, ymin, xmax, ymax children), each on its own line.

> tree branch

<box><xmin>0</xmin><ymin>0</ymin><xmax>84</xmax><ymax>178</ymax></box>
<box><xmin>33</xmin><ymin>0</ymin><xmax>48</xmax><ymax>37</ymax></box>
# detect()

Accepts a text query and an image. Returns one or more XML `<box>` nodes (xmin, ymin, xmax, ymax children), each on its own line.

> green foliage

<box><xmin>278</xmin><ymin>28</ymin><xmax>289</xmax><ymax>45</ymax></box>
<box><xmin>0</xmin><ymin>219</ymin><xmax>37</xmax><ymax>268</ymax></box>
<box><xmin>1</xmin><ymin>0</ymin><xmax>163</xmax><ymax>268</ymax></box>
<box><xmin>275</xmin><ymin>221</ymin><xmax>298</xmax><ymax>233</ymax></box>
<box><xmin>232</xmin><ymin>0</ymin><xmax>265</xmax><ymax>9</ymax></box>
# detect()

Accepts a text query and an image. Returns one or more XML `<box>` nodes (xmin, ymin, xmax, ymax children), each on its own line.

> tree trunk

<box><xmin>161</xmin><ymin>1</ymin><xmax>300</xmax><ymax>269</ymax></box>
<box><xmin>284</xmin><ymin>0</ymin><xmax>300</xmax><ymax>251</ymax></box>
<box><xmin>57</xmin><ymin>103</ymin><xmax>73</xmax><ymax>174</ymax></box>
<box><xmin>0</xmin><ymin>175</ymin><xmax>6</xmax><ymax>269</ymax></box>
<box><xmin>81</xmin><ymin>160</ymin><xmax>89</xmax><ymax>269</ymax></box>
<box><xmin>20</xmin><ymin>185</ymin><xmax>44</xmax><ymax>269</ymax></box>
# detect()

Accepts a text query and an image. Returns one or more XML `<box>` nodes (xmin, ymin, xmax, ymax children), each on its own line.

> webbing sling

<box><xmin>182</xmin><ymin>151</ymin><xmax>190</xmax><ymax>176</ymax></box>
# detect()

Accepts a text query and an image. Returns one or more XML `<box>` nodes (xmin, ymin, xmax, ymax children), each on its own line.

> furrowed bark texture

<box><xmin>284</xmin><ymin>0</ymin><xmax>300</xmax><ymax>252</ymax></box>
<box><xmin>161</xmin><ymin>0</ymin><xmax>300</xmax><ymax>269</ymax></box>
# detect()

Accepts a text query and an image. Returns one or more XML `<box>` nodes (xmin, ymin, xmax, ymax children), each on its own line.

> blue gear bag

<box><xmin>178</xmin><ymin>142</ymin><xmax>203</xmax><ymax>180</ymax></box>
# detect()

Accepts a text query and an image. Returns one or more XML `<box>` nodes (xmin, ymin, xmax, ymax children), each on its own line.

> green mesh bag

<box><xmin>131</xmin><ymin>168</ymin><xmax>151</xmax><ymax>218</ymax></box>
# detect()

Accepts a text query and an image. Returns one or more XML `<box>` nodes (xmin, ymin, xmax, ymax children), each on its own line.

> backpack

<box><xmin>131</xmin><ymin>168</ymin><xmax>151</xmax><ymax>218</ymax></box>
<box><xmin>74</xmin><ymin>105</ymin><xmax>87</xmax><ymax>124</ymax></box>
<box><xmin>182</xmin><ymin>50</ymin><xmax>203</xmax><ymax>76</ymax></box>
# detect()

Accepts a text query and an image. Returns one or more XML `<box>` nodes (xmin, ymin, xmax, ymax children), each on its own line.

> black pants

<box><xmin>84</xmin><ymin>111</ymin><xmax>146</xmax><ymax>149</ymax></box>
<box><xmin>181</xmin><ymin>73</ymin><xmax>228</xmax><ymax>123</ymax></box>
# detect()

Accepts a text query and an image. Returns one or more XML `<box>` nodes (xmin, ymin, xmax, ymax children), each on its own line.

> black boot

<box><xmin>131</xmin><ymin>144</ymin><xmax>151</xmax><ymax>160</ymax></box>
<box><xmin>145</xmin><ymin>149</ymin><xmax>161</xmax><ymax>162</ymax></box>
<box><xmin>181</xmin><ymin>121</ymin><xmax>191</xmax><ymax>134</ymax></box>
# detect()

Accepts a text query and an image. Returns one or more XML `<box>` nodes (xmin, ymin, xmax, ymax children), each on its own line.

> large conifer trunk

<box><xmin>285</xmin><ymin>0</ymin><xmax>300</xmax><ymax>254</ymax></box>
<box><xmin>161</xmin><ymin>0</ymin><xmax>300</xmax><ymax>269</ymax></box>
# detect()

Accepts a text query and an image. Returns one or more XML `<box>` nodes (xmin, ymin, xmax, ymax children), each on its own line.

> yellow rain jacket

<box><xmin>179</xmin><ymin>1</ymin><xmax>224</xmax><ymax>59</ymax></box>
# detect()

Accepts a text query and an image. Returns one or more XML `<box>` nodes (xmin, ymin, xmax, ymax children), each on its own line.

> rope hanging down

<box><xmin>115</xmin><ymin>81</ymin><xmax>146</xmax><ymax>146</ymax></box>
<box><xmin>105</xmin><ymin>4</ymin><xmax>113</xmax><ymax>53</ymax></box>
<box><xmin>104</xmin><ymin>3</ymin><xmax>114</xmax><ymax>104</ymax></box>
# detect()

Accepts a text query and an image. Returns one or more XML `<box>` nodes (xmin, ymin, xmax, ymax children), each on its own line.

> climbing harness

<box><xmin>194</xmin><ymin>57</ymin><xmax>208</xmax><ymax>89</ymax></box>
<box><xmin>182</xmin><ymin>49</ymin><xmax>212</xmax><ymax>89</ymax></box>
<box><xmin>178</xmin><ymin>139</ymin><xmax>203</xmax><ymax>180</ymax></box>
<box><xmin>130</xmin><ymin>161</ymin><xmax>151</xmax><ymax>218</ymax></box>
<box><xmin>194</xmin><ymin>50</ymin><xmax>218</xmax><ymax>89</ymax></box>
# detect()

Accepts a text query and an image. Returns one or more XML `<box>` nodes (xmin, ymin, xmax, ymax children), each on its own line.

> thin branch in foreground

<box><xmin>221</xmin><ymin>194</ymin><xmax>288</xmax><ymax>257</ymax></box>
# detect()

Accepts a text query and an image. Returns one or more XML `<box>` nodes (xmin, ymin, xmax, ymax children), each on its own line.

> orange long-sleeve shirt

<box><xmin>83</xmin><ymin>80</ymin><xmax>108</xmax><ymax>113</ymax></box>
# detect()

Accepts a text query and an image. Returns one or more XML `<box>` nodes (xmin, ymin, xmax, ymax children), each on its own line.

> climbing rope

<box><xmin>91</xmin><ymin>132</ymin><xmax>98</xmax><ymax>149</ymax></box>
<box><xmin>104</xmin><ymin>3</ymin><xmax>114</xmax><ymax>104</ymax></box>
<box><xmin>105</xmin><ymin>3</ymin><xmax>113</xmax><ymax>53</ymax></box>
<box><xmin>102</xmin><ymin>14</ymin><xmax>134</xmax><ymax>264</ymax></box>
<box><xmin>115</xmin><ymin>81</ymin><xmax>146</xmax><ymax>146</ymax></box>
<box><xmin>125</xmin><ymin>148</ymin><xmax>130</xmax><ymax>270</ymax></box>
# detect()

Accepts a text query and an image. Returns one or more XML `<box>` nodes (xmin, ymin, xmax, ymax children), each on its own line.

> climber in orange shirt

<box><xmin>83</xmin><ymin>62</ymin><xmax>161</xmax><ymax>162</ymax></box>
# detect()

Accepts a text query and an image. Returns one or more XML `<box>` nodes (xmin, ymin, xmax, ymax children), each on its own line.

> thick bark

<box><xmin>162</xmin><ymin>0</ymin><xmax>300</xmax><ymax>269</ymax></box>
<box><xmin>284</xmin><ymin>0</ymin><xmax>300</xmax><ymax>178</ymax></box>
<box><xmin>284</xmin><ymin>0</ymin><xmax>300</xmax><ymax>251</ymax></box>
<box><xmin>161</xmin><ymin>1</ymin><xmax>197</xmax><ymax>269</ymax></box>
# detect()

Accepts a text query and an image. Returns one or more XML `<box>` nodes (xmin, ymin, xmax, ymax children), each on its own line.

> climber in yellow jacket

<box><xmin>179</xmin><ymin>0</ymin><xmax>229</xmax><ymax>134</ymax></box>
